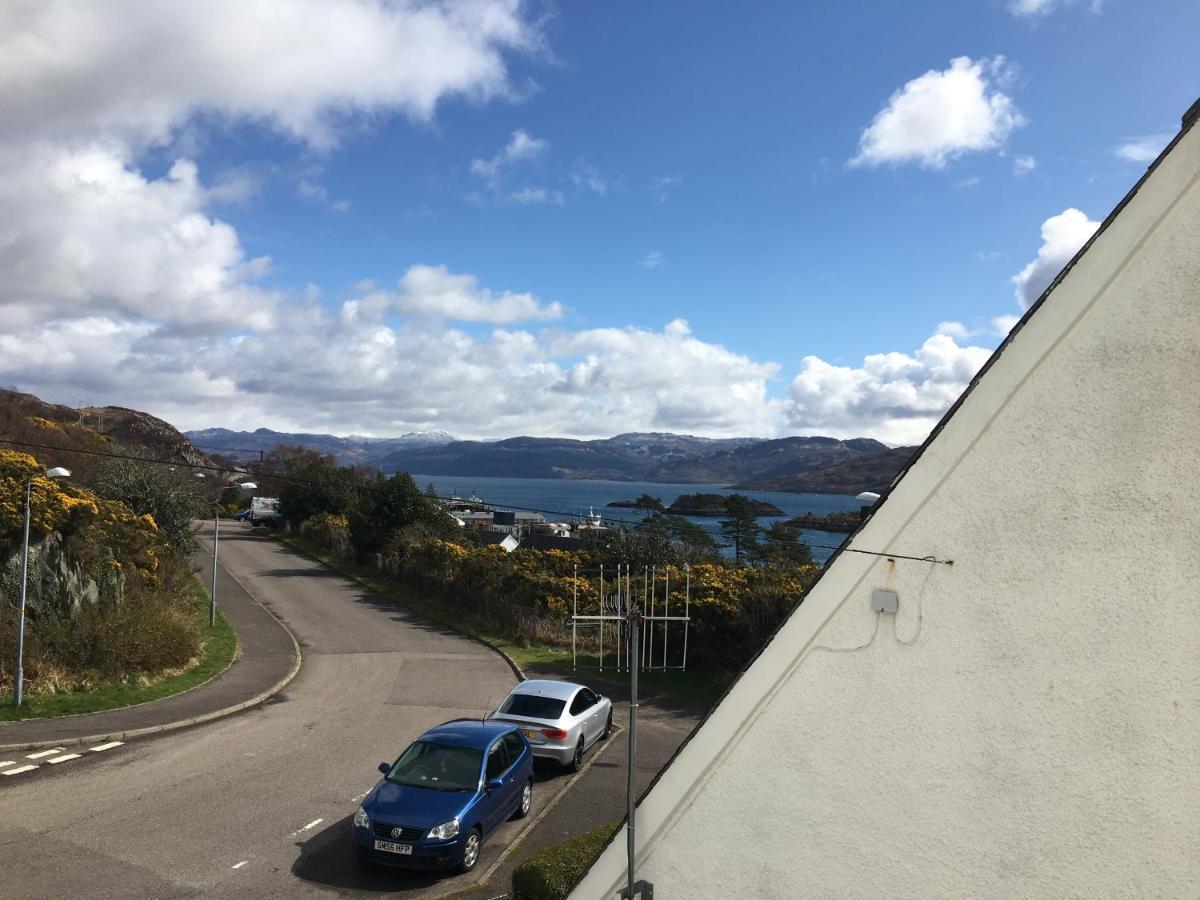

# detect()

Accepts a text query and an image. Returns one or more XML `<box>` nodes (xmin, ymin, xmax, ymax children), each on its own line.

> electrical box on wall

<box><xmin>871</xmin><ymin>589</ymin><xmax>898</xmax><ymax>614</ymax></box>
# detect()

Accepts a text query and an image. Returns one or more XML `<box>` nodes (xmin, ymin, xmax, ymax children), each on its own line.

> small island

<box><xmin>785</xmin><ymin>511</ymin><xmax>861</xmax><ymax>533</ymax></box>
<box><xmin>667</xmin><ymin>493</ymin><xmax>785</xmax><ymax>517</ymax></box>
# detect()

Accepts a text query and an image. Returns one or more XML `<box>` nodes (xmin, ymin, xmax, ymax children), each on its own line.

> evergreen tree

<box><xmin>719</xmin><ymin>494</ymin><xmax>761</xmax><ymax>564</ymax></box>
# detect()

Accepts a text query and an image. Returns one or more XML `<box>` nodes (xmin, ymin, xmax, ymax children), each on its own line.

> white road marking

<box><xmin>90</xmin><ymin>741</ymin><xmax>123</xmax><ymax>752</ymax></box>
<box><xmin>0</xmin><ymin>761</ymin><xmax>17</xmax><ymax>769</ymax></box>
<box><xmin>350</xmin><ymin>791</ymin><xmax>369</xmax><ymax>803</ymax></box>
<box><xmin>231</xmin><ymin>861</ymin><xmax>248</xmax><ymax>870</ymax></box>
<box><xmin>3</xmin><ymin>765</ymin><xmax>39</xmax><ymax>776</ymax></box>
<box><xmin>289</xmin><ymin>818</ymin><xmax>324</xmax><ymax>838</ymax></box>
<box><xmin>47</xmin><ymin>753</ymin><xmax>82</xmax><ymax>764</ymax></box>
<box><xmin>26</xmin><ymin>748</ymin><xmax>65</xmax><ymax>759</ymax></box>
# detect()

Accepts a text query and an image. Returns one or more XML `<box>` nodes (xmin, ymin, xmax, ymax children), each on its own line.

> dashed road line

<box><xmin>231</xmin><ymin>861</ymin><xmax>248</xmax><ymax>870</ymax></box>
<box><xmin>288</xmin><ymin>818</ymin><xmax>324</xmax><ymax>838</ymax></box>
<box><xmin>26</xmin><ymin>748</ymin><xmax>65</xmax><ymax>759</ymax></box>
<box><xmin>0</xmin><ymin>761</ymin><xmax>17</xmax><ymax>769</ymax></box>
<box><xmin>3</xmin><ymin>765</ymin><xmax>39</xmax><ymax>776</ymax></box>
<box><xmin>47</xmin><ymin>753</ymin><xmax>82</xmax><ymax>764</ymax></box>
<box><xmin>90</xmin><ymin>741</ymin><xmax>123</xmax><ymax>752</ymax></box>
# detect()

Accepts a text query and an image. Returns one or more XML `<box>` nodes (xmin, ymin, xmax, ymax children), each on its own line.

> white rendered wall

<box><xmin>575</xmin><ymin>125</ymin><xmax>1200</xmax><ymax>899</ymax></box>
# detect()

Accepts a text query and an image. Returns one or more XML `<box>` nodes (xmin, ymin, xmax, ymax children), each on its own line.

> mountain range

<box><xmin>185</xmin><ymin>427</ymin><xmax>915</xmax><ymax>493</ymax></box>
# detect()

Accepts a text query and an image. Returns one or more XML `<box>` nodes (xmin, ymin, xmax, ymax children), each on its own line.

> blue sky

<box><xmin>1</xmin><ymin>1</ymin><xmax>1196</xmax><ymax>444</ymax></box>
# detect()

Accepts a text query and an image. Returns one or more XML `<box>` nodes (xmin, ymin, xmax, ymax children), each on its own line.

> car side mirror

<box><xmin>486</xmin><ymin>777</ymin><xmax>503</xmax><ymax>792</ymax></box>
<box><xmin>378</xmin><ymin>762</ymin><xmax>390</xmax><ymax>775</ymax></box>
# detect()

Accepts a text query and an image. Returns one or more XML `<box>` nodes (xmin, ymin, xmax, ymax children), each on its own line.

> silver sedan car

<box><xmin>489</xmin><ymin>680</ymin><xmax>614</xmax><ymax>770</ymax></box>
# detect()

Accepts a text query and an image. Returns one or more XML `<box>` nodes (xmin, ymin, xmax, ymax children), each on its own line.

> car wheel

<box><xmin>602</xmin><ymin>711</ymin><xmax>613</xmax><ymax>739</ymax></box>
<box><xmin>570</xmin><ymin>737</ymin><xmax>585</xmax><ymax>772</ymax></box>
<box><xmin>512</xmin><ymin>780</ymin><xmax>532</xmax><ymax>819</ymax></box>
<box><xmin>460</xmin><ymin>827</ymin><xmax>482</xmax><ymax>873</ymax></box>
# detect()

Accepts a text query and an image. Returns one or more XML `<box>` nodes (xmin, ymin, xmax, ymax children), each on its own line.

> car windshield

<box><xmin>499</xmin><ymin>694</ymin><xmax>566</xmax><ymax>720</ymax></box>
<box><xmin>384</xmin><ymin>741</ymin><xmax>481</xmax><ymax>792</ymax></box>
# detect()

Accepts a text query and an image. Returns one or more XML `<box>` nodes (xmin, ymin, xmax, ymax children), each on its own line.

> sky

<box><xmin>0</xmin><ymin>0</ymin><xmax>1196</xmax><ymax>446</ymax></box>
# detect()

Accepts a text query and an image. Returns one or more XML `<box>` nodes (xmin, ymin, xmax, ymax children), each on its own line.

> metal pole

<box><xmin>599</xmin><ymin>564</ymin><xmax>604</xmax><ymax>671</ymax></box>
<box><xmin>572</xmin><ymin>564</ymin><xmax>577</xmax><ymax>671</ymax></box>
<box><xmin>663</xmin><ymin>568</ymin><xmax>670</xmax><ymax>669</ymax></box>
<box><xmin>647</xmin><ymin>566</ymin><xmax>656</xmax><ymax>670</ymax></box>
<box><xmin>626</xmin><ymin>605</ymin><xmax>640</xmax><ymax>900</ymax></box>
<box><xmin>209</xmin><ymin>509</ymin><xmax>219</xmax><ymax>628</ymax></box>
<box><xmin>13</xmin><ymin>478</ymin><xmax>32</xmax><ymax>707</ymax></box>
<box><xmin>682</xmin><ymin>565</ymin><xmax>690</xmax><ymax>673</ymax></box>
<box><xmin>615</xmin><ymin>564</ymin><xmax>622</xmax><ymax>672</ymax></box>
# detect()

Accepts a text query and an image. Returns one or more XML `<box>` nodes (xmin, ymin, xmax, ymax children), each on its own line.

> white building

<box><xmin>574</xmin><ymin>102</ymin><xmax>1200</xmax><ymax>899</ymax></box>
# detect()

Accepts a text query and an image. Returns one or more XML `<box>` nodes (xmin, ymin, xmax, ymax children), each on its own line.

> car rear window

<box><xmin>500</xmin><ymin>694</ymin><xmax>566</xmax><ymax>719</ymax></box>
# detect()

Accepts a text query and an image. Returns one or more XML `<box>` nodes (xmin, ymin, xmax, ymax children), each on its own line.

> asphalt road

<box><xmin>0</xmin><ymin>526</ymin><xmax>530</xmax><ymax>898</ymax></box>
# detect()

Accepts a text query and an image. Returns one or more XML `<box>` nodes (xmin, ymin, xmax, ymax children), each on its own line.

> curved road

<box><xmin>0</xmin><ymin>526</ymin><xmax>521</xmax><ymax>898</ymax></box>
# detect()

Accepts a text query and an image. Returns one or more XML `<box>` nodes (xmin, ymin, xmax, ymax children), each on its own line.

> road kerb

<box><xmin>0</xmin><ymin>545</ymin><xmax>303</xmax><ymax>754</ymax></box>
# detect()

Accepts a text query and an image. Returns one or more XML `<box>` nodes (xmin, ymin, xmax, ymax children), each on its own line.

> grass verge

<box><xmin>511</xmin><ymin>820</ymin><xmax>623</xmax><ymax>900</ymax></box>
<box><xmin>0</xmin><ymin>576</ymin><xmax>238</xmax><ymax>721</ymax></box>
<box><xmin>276</xmin><ymin>532</ymin><xmax>722</xmax><ymax>709</ymax></box>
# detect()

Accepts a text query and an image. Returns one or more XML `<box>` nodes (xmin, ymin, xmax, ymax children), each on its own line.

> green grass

<box><xmin>276</xmin><ymin>532</ymin><xmax>723</xmax><ymax>709</ymax></box>
<box><xmin>0</xmin><ymin>576</ymin><xmax>238</xmax><ymax>721</ymax></box>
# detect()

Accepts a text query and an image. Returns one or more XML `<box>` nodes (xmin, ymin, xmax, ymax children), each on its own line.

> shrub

<box><xmin>511</xmin><ymin>821</ymin><xmax>622</xmax><ymax>900</ymax></box>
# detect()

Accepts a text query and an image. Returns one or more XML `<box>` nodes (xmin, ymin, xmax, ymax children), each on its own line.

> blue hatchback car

<box><xmin>352</xmin><ymin>719</ymin><xmax>534</xmax><ymax>873</ymax></box>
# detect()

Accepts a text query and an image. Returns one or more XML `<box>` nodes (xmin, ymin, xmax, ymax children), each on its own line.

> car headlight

<box><xmin>353</xmin><ymin>806</ymin><xmax>370</xmax><ymax>829</ymax></box>
<box><xmin>427</xmin><ymin>818</ymin><xmax>460</xmax><ymax>841</ymax></box>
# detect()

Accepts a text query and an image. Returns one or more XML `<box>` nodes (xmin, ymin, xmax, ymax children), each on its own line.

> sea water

<box><xmin>409</xmin><ymin>472</ymin><xmax>862</xmax><ymax>565</ymax></box>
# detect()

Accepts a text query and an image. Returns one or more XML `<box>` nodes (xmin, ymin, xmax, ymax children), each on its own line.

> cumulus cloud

<box><xmin>785</xmin><ymin>333</ymin><xmax>992</xmax><ymax>445</ymax></box>
<box><xmin>1011</xmin><ymin>208</ymin><xmax>1100</xmax><ymax>309</ymax></box>
<box><xmin>570</xmin><ymin>159</ymin><xmax>607</xmax><ymax>195</ymax></box>
<box><xmin>0</xmin><ymin>0</ymin><xmax>538</xmax><ymax>151</ymax></box>
<box><xmin>851</xmin><ymin>56</ymin><xmax>1024</xmax><ymax>169</ymax></box>
<box><xmin>992</xmin><ymin>314</ymin><xmax>1021</xmax><ymax>335</ymax></box>
<box><xmin>1013</xmin><ymin>154</ymin><xmax>1036</xmax><ymax>175</ymax></box>
<box><xmin>389</xmin><ymin>264</ymin><xmax>562</xmax><ymax>324</ymax></box>
<box><xmin>1114</xmin><ymin>133</ymin><xmax>1172</xmax><ymax>164</ymax></box>
<box><xmin>0</xmin><ymin>143</ymin><xmax>277</xmax><ymax>334</ymax></box>
<box><xmin>509</xmin><ymin>185</ymin><xmax>563</xmax><ymax>205</ymax></box>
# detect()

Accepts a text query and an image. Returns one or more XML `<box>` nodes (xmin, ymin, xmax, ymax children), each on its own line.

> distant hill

<box><xmin>0</xmin><ymin>388</ymin><xmax>216</xmax><ymax>479</ymax></box>
<box><xmin>372</xmin><ymin>432</ymin><xmax>895</xmax><ymax>487</ymax></box>
<box><xmin>734</xmin><ymin>446</ymin><xmax>917</xmax><ymax>495</ymax></box>
<box><xmin>185</xmin><ymin>426</ymin><xmax>455</xmax><ymax>467</ymax></box>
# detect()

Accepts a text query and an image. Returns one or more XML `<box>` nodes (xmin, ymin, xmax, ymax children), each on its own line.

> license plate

<box><xmin>374</xmin><ymin>840</ymin><xmax>413</xmax><ymax>855</ymax></box>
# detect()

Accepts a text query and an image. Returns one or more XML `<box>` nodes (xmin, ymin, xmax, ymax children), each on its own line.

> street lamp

<box><xmin>208</xmin><ymin>481</ymin><xmax>258</xmax><ymax>629</ymax></box>
<box><xmin>14</xmin><ymin>466</ymin><xmax>71</xmax><ymax>707</ymax></box>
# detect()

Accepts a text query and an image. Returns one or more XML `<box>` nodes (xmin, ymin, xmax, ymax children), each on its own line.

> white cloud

<box><xmin>1114</xmin><ymin>133</ymin><xmax>1172</xmax><ymax>164</ymax></box>
<box><xmin>935</xmin><ymin>321</ymin><xmax>971</xmax><ymax>340</ymax></box>
<box><xmin>570</xmin><ymin>159</ymin><xmax>607</xmax><ymax>195</ymax></box>
<box><xmin>1009</xmin><ymin>0</ymin><xmax>1103</xmax><ymax>18</ymax></box>
<box><xmin>389</xmin><ymin>264</ymin><xmax>562</xmax><ymax>324</ymax></box>
<box><xmin>471</xmin><ymin>129</ymin><xmax>549</xmax><ymax>183</ymax></box>
<box><xmin>992</xmin><ymin>314</ymin><xmax>1021</xmax><ymax>335</ymax></box>
<box><xmin>1011</xmin><ymin>208</ymin><xmax>1100</xmax><ymax>309</ymax></box>
<box><xmin>298</xmin><ymin>178</ymin><xmax>351</xmax><ymax>213</ymax></box>
<box><xmin>0</xmin><ymin>143</ymin><xmax>277</xmax><ymax>334</ymax></box>
<box><xmin>651</xmin><ymin>174</ymin><xmax>682</xmax><ymax>202</ymax></box>
<box><xmin>639</xmin><ymin>251</ymin><xmax>664</xmax><ymax>269</ymax></box>
<box><xmin>851</xmin><ymin>56</ymin><xmax>1024</xmax><ymax>169</ymax></box>
<box><xmin>0</xmin><ymin>0</ymin><xmax>538</xmax><ymax>152</ymax></box>
<box><xmin>1013</xmin><ymin>154</ymin><xmax>1037</xmax><ymax>175</ymax></box>
<box><xmin>785</xmin><ymin>333</ymin><xmax>993</xmax><ymax>445</ymax></box>
<box><xmin>509</xmin><ymin>185</ymin><xmax>563</xmax><ymax>205</ymax></box>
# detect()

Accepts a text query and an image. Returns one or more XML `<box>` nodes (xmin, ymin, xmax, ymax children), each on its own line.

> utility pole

<box><xmin>209</xmin><ymin>508</ymin><xmax>219</xmax><ymax>628</ymax></box>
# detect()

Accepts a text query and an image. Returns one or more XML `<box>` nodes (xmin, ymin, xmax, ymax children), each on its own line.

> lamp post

<box><xmin>14</xmin><ymin>466</ymin><xmax>71</xmax><ymax>708</ymax></box>
<box><xmin>209</xmin><ymin>481</ymin><xmax>256</xmax><ymax>629</ymax></box>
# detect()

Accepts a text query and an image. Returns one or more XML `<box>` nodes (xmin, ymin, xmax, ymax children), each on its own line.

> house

<box><xmin>477</xmin><ymin>531</ymin><xmax>519</xmax><ymax>553</ymax></box>
<box><xmin>520</xmin><ymin>532</ymin><xmax>584</xmax><ymax>552</ymax></box>
<box><xmin>573</xmin><ymin>100</ymin><xmax>1200</xmax><ymax>899</ymax></box>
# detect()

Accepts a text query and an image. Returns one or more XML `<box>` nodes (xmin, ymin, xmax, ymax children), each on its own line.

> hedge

<box><xmin>511</xmin><ymin>820</ymin><xmax>622</xmax><ymax>900</ymax></box>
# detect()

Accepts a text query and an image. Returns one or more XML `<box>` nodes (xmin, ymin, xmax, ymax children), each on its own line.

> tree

<box><xmin>751</xmin><ymin>521</ymin><xmax>813</xmax><ymax>568</ymax></box>
<box><xmin>348</xmin><ymin>472</ymin><xmax>453</xmax><ymax>558</ymax></box>
<box><xmin>274</xmin><ymin>445</ymin><xmax>359</xmax><ymax>524</ymax></box>
<box><xmin>664</xmin><ymin>515</ymin><xmax>721</xmax><ymax>564</ymax></box>
<box><xmin>719</xmin><ymin>495</ymin><xmax>761</xmax><ymax>565</ymax></box>
<box><xmin>633</xmin><ymin>494</ymin><xmax>664</xmax><ymax>517</ymax></box>
<box><xmin>94</xmin><ymin>459</ymin><xmax>208</xmax><ymax>554</ymax></box>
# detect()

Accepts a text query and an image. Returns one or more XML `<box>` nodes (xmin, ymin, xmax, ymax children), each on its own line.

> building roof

<box><xmin>520</xmin><ymin>533</ymin><xmax>583</xmax><ymax>552</ymax></box>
